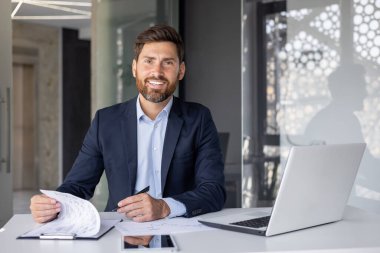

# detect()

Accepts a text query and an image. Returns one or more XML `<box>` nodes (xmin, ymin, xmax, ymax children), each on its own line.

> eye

<box><xmin>164</xmin><ymin>60</ymin><xmax>174</xmax><ymax>66</ymax></box>
<box><xmin>143</xmin><ymin>58</ymin><xmax>153</xmax><ymax>64</ymax></box>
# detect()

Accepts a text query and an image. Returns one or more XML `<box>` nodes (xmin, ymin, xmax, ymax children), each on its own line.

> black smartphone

<box><xmin>122</xmin><ymin>234</ymin><xmax>178</xmax><ymax>251</ymax></box>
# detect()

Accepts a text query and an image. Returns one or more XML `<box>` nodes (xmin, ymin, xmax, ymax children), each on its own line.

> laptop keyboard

<box><xmin>230</xmin><ymin>216</ymin><xmax>270</xmax><ymax>228</ymax></box>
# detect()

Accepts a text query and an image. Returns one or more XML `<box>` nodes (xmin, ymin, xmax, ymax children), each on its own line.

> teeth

<box><xmin>148</xmin><ymin>80</ymin><xmax>164</xmax><ymax>85</ymax></box>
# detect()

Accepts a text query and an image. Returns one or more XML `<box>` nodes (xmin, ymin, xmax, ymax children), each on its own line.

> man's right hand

<box><xmin>30</xmin><ymin>194</ymin><xmax>61</xmax><ymax>223</ymax></box>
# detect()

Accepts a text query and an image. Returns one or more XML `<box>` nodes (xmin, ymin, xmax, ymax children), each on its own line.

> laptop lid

<box><xmin>266</xmin><ymin>143</ymin><xmax>365</xmax><ymax>236</ymax></box>
<box><xmin>199</xmin><ymin>143</ymin><xmax>366</xmax><ymax>236</ymax></box>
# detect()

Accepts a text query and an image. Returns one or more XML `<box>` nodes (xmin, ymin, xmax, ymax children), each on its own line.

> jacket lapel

<box><xmin>120</xmin><ymin>98</ymin><xmax>138</xmax><ymax>196</ymax></box>
<box><xmin>161</xmin><ymin>98</ymin><xmax>183</xmax><ymax>191</ymax></box>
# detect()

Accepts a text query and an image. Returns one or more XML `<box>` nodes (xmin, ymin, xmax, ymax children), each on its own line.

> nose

<box><xmin>150</xmin><ymin>62</ymin><xmax>164</xmax><ymax>77</ymax></box>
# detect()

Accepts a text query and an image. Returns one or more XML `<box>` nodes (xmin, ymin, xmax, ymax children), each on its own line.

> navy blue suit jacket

<box><xmin>57</xmin><ymin>96</ymin><xmax>226</xmax><ymax>217</ymax></box>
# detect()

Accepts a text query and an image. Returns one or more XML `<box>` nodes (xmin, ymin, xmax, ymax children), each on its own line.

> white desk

<box><xmin>1</xmin><ymin>206</ymin><xmax>380</xmax><ymax>253</ymax></box>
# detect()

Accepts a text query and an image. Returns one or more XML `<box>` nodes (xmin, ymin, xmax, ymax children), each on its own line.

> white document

<box><xmin>115</xmin><ymin>217</ymin><xmax>215</xmax><ymax>236</ymax></box>
<box><xmin>23</xmin><ymin>190</ymin><xmax>101</xmax><ymax>237</ymax></box>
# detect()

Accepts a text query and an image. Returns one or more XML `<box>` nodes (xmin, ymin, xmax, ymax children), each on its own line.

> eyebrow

<box><xmin>162</xmin><ymin>57</ymin><xmax>176</xmax><ymax>61</ymax></box>
<box><xmin>142</xmin><ymin>56</ymin><xmax>177</xmax><ymax>61</ymax></box>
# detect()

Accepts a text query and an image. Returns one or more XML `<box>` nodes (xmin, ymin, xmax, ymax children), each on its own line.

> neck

<box><xmin>139</xmin><ymin>95</ymin><xmax>172</xmax><ymax>120</ymax></box>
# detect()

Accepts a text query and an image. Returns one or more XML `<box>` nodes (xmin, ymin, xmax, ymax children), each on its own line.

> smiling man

<box><xmin>30</xmin><ymin>24</ymin><xmax>226</xmax><ymax>223</ymax></box>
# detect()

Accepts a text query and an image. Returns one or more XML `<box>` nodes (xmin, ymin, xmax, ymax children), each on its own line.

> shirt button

<box><xmin>153</xmin><ymin>147</ymin><xmax>157</xmax><ymax>151</ymax></box>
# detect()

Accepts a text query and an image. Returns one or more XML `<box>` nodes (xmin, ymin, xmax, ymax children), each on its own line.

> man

<box><xmin>30</xmin><ymin>24</ymin><xmax>226</xmax><ymax>223</ymax></box>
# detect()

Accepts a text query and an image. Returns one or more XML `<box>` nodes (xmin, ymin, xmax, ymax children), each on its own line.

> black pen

<box><xmin>111</xmin><ymin>186</ymin><xmax>150</xmax><ymax>212</ymax></box>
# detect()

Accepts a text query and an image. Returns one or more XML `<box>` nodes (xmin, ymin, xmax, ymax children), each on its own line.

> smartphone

<box><xmin>122</xmin><ymin>235</ymin><xmax>178</xmax><ymax>251</ymax></box>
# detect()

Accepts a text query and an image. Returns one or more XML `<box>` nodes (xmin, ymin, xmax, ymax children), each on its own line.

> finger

<box><xmin>117</xmin><ymin>202</ymin><xmax>140</xmax><ymax>214</ymax></box>
<box><xmin>34</xmin><ymin>214</ymin><xmax>57</xmax><ymax>224</ymax></box>
<box><xmin>132</xmin><ymin>215</ymin><xmax>145</xmax><ymax>222</ymax></box>
<box><xmin>30</xmin><ymin>203</ymin><xmax>60</xmax><ymax>220</ymax></box>
<box><xmin>31</xmin><ymin>194</ymin><xmax>57</xmax><ymax>205</ymax></box>
<box><xmin>123</xmin><ymin>199</ymin><xmax>146</xmax><ymax>212</ymax></box>
<box><xmin>33</xmin><ymin>207</ymin><xmax>60</xmax><ymax>218</ymax></box>
<box><xmin>125</xmin><ymin>208</ymin><xmax>145</xmax><ymax>219</ymax></box>
<box><xmin>30</xmin><ymin>202</ymin><xmax>60</xmax><ymax>212</ymax></box>
<box><xmin>132</xmin><ymin>213</ymin><xmax>153</xmax><ymax>222</ymax></box>
<box><xmin>117</xmin><ymin>194</ymin><xmax>148</xmax><ymax>212</ymax></box>
<box><xmin>118</xmin><ymin>194</ymin><xmax>144</xmax><ymax>207</ymax></box>
<box><xmin>32</xmin><ymin>208</ymin><xmax>59</xmax><ymax>223</ymax></box>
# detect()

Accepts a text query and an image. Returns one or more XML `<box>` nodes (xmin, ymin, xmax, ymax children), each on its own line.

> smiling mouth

<box><xmin>146</xmin><ymin>79</ymin><xmax>167</xmax><ymax>89</ymax></box>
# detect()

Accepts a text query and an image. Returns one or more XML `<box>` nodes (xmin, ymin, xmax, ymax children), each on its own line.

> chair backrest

<box><xmin>218</xmin><ymin>132</ymin><xmax>229</xmax><ymax>163</ymax></box>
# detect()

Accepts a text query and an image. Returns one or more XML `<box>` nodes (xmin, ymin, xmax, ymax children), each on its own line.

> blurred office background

<box><xmin>1</xmin><ymin>0</ymin><xmax>380</xmax><ymax>227</ymax></box>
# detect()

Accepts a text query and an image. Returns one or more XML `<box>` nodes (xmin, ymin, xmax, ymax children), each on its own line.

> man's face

<box><xmin>132</xmin><ymin>41</ymin><xmax>185</xmax><ymax>103</ymax></box>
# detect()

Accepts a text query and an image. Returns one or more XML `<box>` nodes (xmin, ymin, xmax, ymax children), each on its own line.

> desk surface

<box><xmin>1</xmin><ymin>206</ymin><xmax>380</xmax><ymax>253</ymax></box>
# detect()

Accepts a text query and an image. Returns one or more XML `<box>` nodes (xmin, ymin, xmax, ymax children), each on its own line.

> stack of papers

<box><xmin>115</xmin><ymin>217</ymin><xmax>215</xmax><ymax>236</ymax></box>
<box><xmin>18</xmin><ymin>190</ymin><xmax>120</xmax><ymax>239</ymax></box>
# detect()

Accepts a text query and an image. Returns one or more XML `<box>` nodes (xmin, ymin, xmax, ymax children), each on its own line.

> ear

<box><xmin>132</xmin><ymin>59</ymin><xmax>137</xmax><ymax>78</ymax></box>
<box><xmin>178</xmin><ymin>62</ymin><xmax>186</xmax><ymax>80</ymax></box>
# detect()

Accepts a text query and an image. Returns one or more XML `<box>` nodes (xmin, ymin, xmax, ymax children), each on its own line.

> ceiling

<box><xmin>11</xmin><ymin>0</ymin><xmax>91</xmax><ymax>30</ymax></box>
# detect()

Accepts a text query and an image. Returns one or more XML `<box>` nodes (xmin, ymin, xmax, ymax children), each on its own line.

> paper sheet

<box><xmin>23</xmin><ymin>190</ymin><xmax>101</xmax><ymax>237</ymax></box>
<box><xmin>115</xmin><ymin>217</ymin><xmax>215</xmax><ymax>236</ymax></box>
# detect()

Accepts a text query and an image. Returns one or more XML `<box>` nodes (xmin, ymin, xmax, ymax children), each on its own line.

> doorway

<box><xmin>12</xmin><ymin>61</ymin><xmax>38</xmax><ymax>213</ymax></box>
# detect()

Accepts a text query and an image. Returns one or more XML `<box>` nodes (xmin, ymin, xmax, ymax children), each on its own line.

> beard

<box><xmin>136</xmin><ymin>75</ymin><xmax>177</xmax><ymax>103</ymax></box>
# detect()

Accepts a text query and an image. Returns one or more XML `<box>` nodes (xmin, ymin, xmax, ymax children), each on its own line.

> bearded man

<box><xmin>30</xmin><ymin>25</ymin><xmax>226</xmax><ymax>223</ymax></box>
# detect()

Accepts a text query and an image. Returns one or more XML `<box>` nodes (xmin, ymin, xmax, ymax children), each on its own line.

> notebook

<box><xmin>198</xmin><ymin>143</ymin><xmax>366</xmax><ymax>236</ymax></box>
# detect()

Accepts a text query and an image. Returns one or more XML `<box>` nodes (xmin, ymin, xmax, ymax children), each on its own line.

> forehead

<box><xmin>139</xmin><ymin>41</ymin><xmax>179</xmax><ymax>59</ymax></box>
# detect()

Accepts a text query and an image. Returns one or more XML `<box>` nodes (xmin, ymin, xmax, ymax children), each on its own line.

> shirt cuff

<box><xmin>163</xmin><ymin>197</ymin><xmax>187</xmax><ymax>218</ymax></box>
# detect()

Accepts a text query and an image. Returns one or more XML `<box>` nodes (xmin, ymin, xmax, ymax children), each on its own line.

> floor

<box><xmin>13</xmin><ymin>190</ymin><xmax>39</xmax><ymax>214</ymax></box>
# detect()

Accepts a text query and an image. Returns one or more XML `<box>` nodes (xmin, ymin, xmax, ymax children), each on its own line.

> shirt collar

<box><xmin>136</xmin><ymin>95</ymin><xmax>173</xmax><ymax>121</ymax></box>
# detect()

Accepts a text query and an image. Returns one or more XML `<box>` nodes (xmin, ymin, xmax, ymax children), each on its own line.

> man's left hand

<box><xmin>116</xmin><ymin>193</ymin><xmax>170</xmax><ymax>222</ymax></box>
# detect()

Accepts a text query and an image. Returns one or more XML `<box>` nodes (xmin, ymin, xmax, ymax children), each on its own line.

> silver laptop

<box><xmin>199</xmin><ymin>143</ymin><xmax>366</xmax><ymax>236</ymax></box>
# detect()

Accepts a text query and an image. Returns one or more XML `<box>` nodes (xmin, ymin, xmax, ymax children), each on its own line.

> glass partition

<box><xmin>243</xmin><ymin>0</ymin><xmax>380</xmax><ymax>213</ymax></box>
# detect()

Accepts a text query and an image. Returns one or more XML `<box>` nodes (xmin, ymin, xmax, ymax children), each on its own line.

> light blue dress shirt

<box><xmin>135</xmin><ymin>95</ymin><xmax>186</xmax><ymax>218</ymax></box>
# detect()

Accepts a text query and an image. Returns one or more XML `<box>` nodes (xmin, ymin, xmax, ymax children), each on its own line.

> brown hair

<box><xmin>134</xmin><ymin>24</ymin><xmax>184</xmax><ymax>62</ymax></box>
